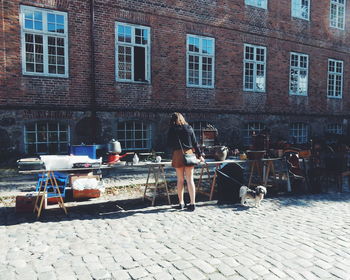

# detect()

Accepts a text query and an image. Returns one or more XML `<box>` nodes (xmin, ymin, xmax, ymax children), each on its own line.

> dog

<box><xmin>239</xmin><ymin>185</ymin><xmax>267</xmax><ymax>207</ymax></box>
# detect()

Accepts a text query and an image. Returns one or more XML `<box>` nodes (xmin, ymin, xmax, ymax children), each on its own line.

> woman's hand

<box><xmin>199</xmin><ymin>156</ymin><xmax>205</xmax><ymax>162</ymax></box>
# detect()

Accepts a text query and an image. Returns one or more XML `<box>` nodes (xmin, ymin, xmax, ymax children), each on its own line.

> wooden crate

<box><xmin>16</xmin><ymin>195</ymin><xmax>45</xmax><ymax>213</ymax></box>
<box><xmin>73</xmin><ymin>189</ymin><xmax>100</xmax><ymax>199</ymax></box>
<box><xmin>70</xmin><ymin>174</ymin><xmax>101</xmax><ymax>199</ymax></box>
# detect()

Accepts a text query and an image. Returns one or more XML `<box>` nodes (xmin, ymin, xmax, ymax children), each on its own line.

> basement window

<box><xmin>24</xmin><ymin>121</ymin><xmax>70</xmax><ymax>154</ymax></box>
<box><xmin>327</xmin><ymin>59</ymin><xmax>343</xmax><ymax>99</ymax></box>
<box><xmin>243</xmin><ymin>122</ymin><xmax>265</xmax><ymax>147</ymax></box>
<box><xmin>116</xmin><ymin>23</ymin><xmax>150</xmax><ymax>83</ymax></box>
<box><xmin>326</xmin><ymin>123</ymin><xmax>343</xmax><ymax>135</ymax></box>
<box><xmin>330</xmin><ymin>0</ymin><xmax>346</xmax><ymax>30</ymax></box>
<box><xmin>291</xmin><ymin>0</ymin><xmax>310</xmax><ymax>20</ymax></box>
<box><xmin>289</xmin><ymin>123</ymin><xmax>308</xmax><ymax>144</ymax></box>
<box><xmin>245</xmin><ymin>0</ymin><xmax>268</xmax><ymax>9</ymax></box>
<box><xmin>116</xmin><ymin>121</ymin><xmax>152</xmax><ymax>150</ymax></box>
<box><xmin>20</xmin><ymin>5</ymin><xmax>68</xmax><ymax>77</ymax></box>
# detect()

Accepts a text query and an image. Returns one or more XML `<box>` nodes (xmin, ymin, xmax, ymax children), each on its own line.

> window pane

<box><xmin>27</xmin><ymin>132</ymin><xmax>36</xmax><ymax>143</ymax></box>
<box><xmin>34</xmin><ymin>21</ymin><xmax>43</xmax><ymax>30</ymax></box>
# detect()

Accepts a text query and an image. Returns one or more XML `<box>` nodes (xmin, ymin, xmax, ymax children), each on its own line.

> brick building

<box><xmin>1</xmin><ymin>0</ymin><xmax>350</xmax><ymax>158</ymax></box>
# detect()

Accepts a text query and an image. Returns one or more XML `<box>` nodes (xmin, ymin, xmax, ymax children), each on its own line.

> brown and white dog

<box><xmin>239</xmin><ymin>185</ymin><xmax>267</xmax><ymax>207</ymax></box>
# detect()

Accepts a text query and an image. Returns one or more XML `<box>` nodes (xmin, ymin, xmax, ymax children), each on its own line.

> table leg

<box><xmin>263</xmin><ymin>162</ymin><xmax>271</xmax><ymax>187</ymax></box>
<box><xmin>160</xmin><ymin>165</ymin><xmax>171</xmax><ymax>205</ymax></box>
<box><xmin>34</xmin><ymin>172</ymin><xmax>45</xmax><ymax>213</ymax></box>
<box><xmin>248</xmin><ymin>161</ymin><xmax>257</xmax><ymax>187</ymax></box>
<box><xmin>50</xmin><ymin>171</ymin><xmax>67</xmax><ymax>215</ymax></box>
<box><xmin>143</xmin><ymin>166</ymin><xmax>152</xmax><ymax>201</ymax></box>
<box><xmin>37</xmin><ymin>173</ymin><xmax>49</xmax><ymax>219</ymax></box>
<box><xmin>197</xmin><ymin>164</ymin><xmax>205</xmax><ymax>190</ymax></box>
<box><xmin>284</xmin><ymin>159</ymin><xmax>292</xmax><ymax>192</ymax></box>
<box><xmin>152</xmin><ymin>167</ymin><xmax>159</xmax><ymax>207</ymax></box>
<box><xmin>209</xmin><ymin>163</ymin><xmax>219</xmax><ymax>200</ymax></box>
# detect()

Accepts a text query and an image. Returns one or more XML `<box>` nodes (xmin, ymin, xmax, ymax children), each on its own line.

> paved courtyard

<box><xmin>1</xmin><ymin>192</ymin><xmax>350</xmax><ymax>280</ymax></box>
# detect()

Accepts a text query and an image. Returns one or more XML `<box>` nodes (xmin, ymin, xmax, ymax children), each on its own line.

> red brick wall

<box><xmin>0</xmin><ymin>0</ymin><xmax>92</xmax><ymax>109</ymax></box>
<box><xmin>1</xmin><ymin>0</ymin><xmax>350</xmax><ymax>117</ymax></box>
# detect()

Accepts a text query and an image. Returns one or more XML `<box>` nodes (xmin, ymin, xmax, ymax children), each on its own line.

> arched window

<box><xmin>243</xmin><ymin>122</ymin><xmax>265</xmax><ymax>146</ymax></box>
<box><xmin>24</xmin><ymin>121</ymin><xmax>70</xmax><ymax>154</ymax></box>
<box><xmin>116</xmin><ymin>121</ymin><xmax>151</xmax><ymax>150</ymax></box>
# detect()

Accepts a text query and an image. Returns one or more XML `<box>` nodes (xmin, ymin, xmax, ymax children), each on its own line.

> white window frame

<box><xmin>245</xmin><ymin>0</ymin><xmax>268</xmax><ymax>9</ymax></box>
<box><xmin>289</xmin><ymin>122</ymin><xmax>308</xmax><ymax>144</ymax></box>
<box><xmin>326</xmin><ymin>123</ymin><xmax>343</xmax><ymax>135</ymax></box>
<box><xmin>20</xmin><ymin>5</ymin><xmax>68</xmax><ymax>77</ymax></box>
<box><xmin>330</xmin><ymin>0</ymin><xmax>346</xmax><ymax>30</ymax></box>
<box><xmin>327</xmin><ymin>59</ymin><xmax>343</xmax><ymax>99</ymax></box>
<box><xmin>289</xmin><ymin>52</ymin><xmax>309</xmax><ymax>96</ymax></box>
<box><xmin>243</xmin><ymin>122</ymin><xmax>265</xmax><ymax>146</ymax></box>
<box><xmin>115</xmin><ymin>22</ymin><xmax>151</xmax><ymax>83</ymax></box>
<box><xmin>116</xmin><ymin>121</ymin><xmax>152</xmax><ymax>151</ymax></box>
<box><xmin>186</xmin><ymin>34</ymin><xmax>215</xmax><ymax>88</ymax></box>
<box><xmin>243</xmin><ymin>44</ymin><xmax>267</xmax><ymax>92</ymax></box>
<box><xmin>291</xmin><ymin>0</ymin><xmax>310</xmax><ymax>20</ymax></box>
<box><xmin>24</xmin><ymin>121</ymin><xmax>70</xmax><ymax>154</ymax></box>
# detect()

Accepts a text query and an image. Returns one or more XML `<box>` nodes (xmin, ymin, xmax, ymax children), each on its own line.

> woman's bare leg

<box><xmin>175</xmin><ymin>167</ymin><xmax>185</xmax><ymax>204</ymax></box>
<box><xmin>184</xmin><ymin>166</ymin><xmax>196</xmax><ymax>205</ymax></box>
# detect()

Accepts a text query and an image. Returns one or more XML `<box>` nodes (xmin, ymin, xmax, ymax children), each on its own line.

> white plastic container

<box><xmin>40</xmin><ymin>155</ymin><xmax>102</xmax><ymax>170</ymax></box>
<box><xmin>40</xmin><ymin>155</ymin><xmax>71</xmax><ymax>170</ymax></box>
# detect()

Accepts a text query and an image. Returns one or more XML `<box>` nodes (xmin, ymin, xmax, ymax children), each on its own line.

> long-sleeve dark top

<box><xmin>167</xmin><ymin>124</ymin><xmax>202</xmax><ymax>158</ymax></box>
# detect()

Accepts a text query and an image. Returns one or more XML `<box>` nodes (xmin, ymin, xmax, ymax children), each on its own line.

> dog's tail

<box><xmin>239</xmin><ymin>185</ymin><xmax>248</xmax><ymax>198</ymax></box>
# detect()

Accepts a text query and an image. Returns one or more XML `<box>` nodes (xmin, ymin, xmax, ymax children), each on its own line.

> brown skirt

<box><xmin>172</xmin><ymin>149</ymin><xmax>194</xmax><ymax>168</ymax></box>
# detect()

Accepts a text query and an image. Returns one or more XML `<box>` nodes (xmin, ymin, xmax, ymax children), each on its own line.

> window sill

<box><xmin>116</xmin><ymin>80</ymin><xmax>151</xmax><ymax>85</ymax></box>
<box><xmin>22</xmin><ymin>73</ymin><xmax>68</xmax><ymax>79</ymax></box>
<box><xmin>327</xmin><ymin>96</ymin><xmax>343</xmax><ymax>99</ymax></box>
<box><xmin>289</xmin><ymin>93</ymin><xmax>308</xmax><ymax>97</ymax></box>
<box><xmin>244</xmin><ymin>89</ymin><xmax>266</xmax><ymax>93</ymax></box>
<box><xmin>186</xmin><ymin>84</ymin><xmax>215</xmax><ymax>89</ymax></box>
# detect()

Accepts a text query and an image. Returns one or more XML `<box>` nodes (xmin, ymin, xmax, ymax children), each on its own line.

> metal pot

<box><xmin>107</xmin><ymin>139</ymin><xmax>122</xmax><ymax>154</ymax></box>
<box><xmin>214</xmin><ymin>146</ymin><xmax>228</xmax><ymax>161</ymax></box>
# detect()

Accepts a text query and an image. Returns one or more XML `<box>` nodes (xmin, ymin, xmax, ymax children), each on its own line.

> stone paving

<box><xmin>1</xmin><ymin>192</ymin><xmax>350</xmax><ymax>280</ymax></box>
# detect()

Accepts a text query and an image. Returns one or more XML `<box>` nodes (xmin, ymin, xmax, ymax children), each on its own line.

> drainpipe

<box><xmin>90</xmin><ymin>0</ymin><xmax>98</xmax><ymax>143</ymax></box>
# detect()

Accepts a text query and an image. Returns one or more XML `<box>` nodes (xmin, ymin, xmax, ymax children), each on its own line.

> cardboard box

<box><xmin>73</xmin><ymin>189</ymin><xmax>100</xmax><ymax>199</ymax></box>
<box><xmin>15</xmin><ymin>195</ymin><xmax>45</xmax><ymax>213</ymax></box>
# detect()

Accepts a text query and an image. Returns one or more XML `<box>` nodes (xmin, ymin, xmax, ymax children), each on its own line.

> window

<box><xmin>243</xmin><ymin>122</ymin><xmax>265</xmax><ymax>146</ymax></box>
<box><xmin>116</xmin><ymin>121</ymin><xmax>151</xmax><ymax>150</ymax></box>
<box><xmin>116</xmin><ymin>23</ymin><xmax>150</xmax><ymax>83</ymax></box>
<box><xmin>25</xmin><ymin>122</ymin><xmax>70</xmax><ymax>154</ymax></box>
<box><xmin>289</xmin><ymin>123</ymin><xmax>308</xmax><ymax>144</ymax></box>
<box><xmin>244</xmin><ymin>44</ymin><xmax>266</xmax><ymax>92</ymax></box>
<box><xmin>245</xmin><ymin>0</ymin><xmax>268</xmax><ymax>9</ymax></box>
<box><xmin>20</xmin><ymin>5</ymin><xmax>68</xmax><ymax>77</ymax></box>
<box><xmin>330</xmin><ymin>0</ymin><xmax>346</xmax><ymax>29</ymax></box>
<box><xmin>291</xmin><ymin>0</ymin><xmax>310</xmax><ymax>20</ymax></box>
<box><xmin>190</xmin><ymin>121</ymin><xmax>214</xmax><ymax>144</ymax></box>
<box><xmin>327</xmin><ymin>59</ymin><xmax>343</xmax><ymax>98</ymax></box>
<box><xmin>187</xmin><ymin>35</ymin><xmax>215</xmax><ymax>88</ymax></box>
<box><xmin>326</xmin><ymin>123</ymin><xmax>343</xmax><ymax>135</ymax></box>
<box><xmin>289</xmin><ymin>52</ymin><xmax>308</xmax><ymax>96</ymax></box>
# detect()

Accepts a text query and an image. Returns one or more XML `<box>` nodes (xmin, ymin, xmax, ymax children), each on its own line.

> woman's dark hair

<box><xmin>170</xmin><ymin>112</ymin><xmax>188</xmax><ymax>126</ymax></box>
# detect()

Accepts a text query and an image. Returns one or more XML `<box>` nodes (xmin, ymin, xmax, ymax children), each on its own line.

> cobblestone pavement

<box><xmin>1</xmin><ymin>193</ymin><xmax>350</xmax><ymax>280</ymax></box>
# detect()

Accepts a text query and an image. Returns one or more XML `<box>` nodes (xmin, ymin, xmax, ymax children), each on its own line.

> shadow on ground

<box><xmin>1</xmin><ymin>191</ymin><xmax>350</xmax><ymax>226</ymax></box>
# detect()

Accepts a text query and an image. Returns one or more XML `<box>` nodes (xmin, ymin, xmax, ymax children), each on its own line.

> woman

<box><xmin>167</xmin><ymin>112</ymin><xmax>204</xmax><ymax>211</ymax></box>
